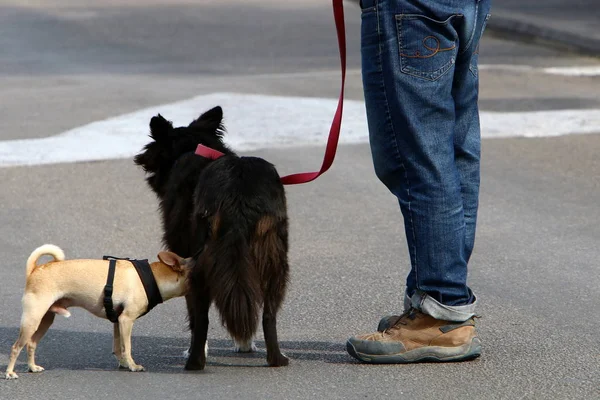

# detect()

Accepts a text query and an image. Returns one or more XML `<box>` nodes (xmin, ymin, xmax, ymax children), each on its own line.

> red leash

<box><xmin>197</xmin><ymin>0</ymin><xmax>346</xmax><ymax>185</ymax></box>
<box><xmin>280</xmin><ymin>0</ymin><xmax>346</xmax><ymax>185</ymax></box>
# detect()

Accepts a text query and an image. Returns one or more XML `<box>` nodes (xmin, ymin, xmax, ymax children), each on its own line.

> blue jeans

<box><xmin>360</xmin><ymin>0</ymin><xmax>491</xmax><ymax>321</ymax></box>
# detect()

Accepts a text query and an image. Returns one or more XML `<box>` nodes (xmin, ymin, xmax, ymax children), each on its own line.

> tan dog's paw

<box><xmin>5</xmin><ymin>371</ymin><xmax>19</xmax><ymax>379</ymax></box>
<box><xmin>128</xmin><ymin>364</ymin><xmax>145</xmax><ymax>372</ymax></box>
<box><xmin>28</xmin><ymin>365</ymin><xmax>45</xmax><ymax>373</ymax></box>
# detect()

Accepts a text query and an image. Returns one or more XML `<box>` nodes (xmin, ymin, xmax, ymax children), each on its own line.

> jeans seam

<box><xmin>375</xmin><ymin>0</ymin><xmax>381</xmax><ymax>46</ymax></box>
<box><xmin>469</xmin><ymin>13</ymin><xmax>491</xmax><ymax>78</ymax></box>
<box><xmin>406</xmin><ymin>169</ymin><xmax>417</xmax><ymax>290</ymax></box>
<box><xmin>460</xmin><ymin>1</ymin><xmax>479</xmax><ymax>55</ymax></box>
<box><xmin>379</xmin><ymin>7</ymin><xmax>418</xmax><ymax>290</ymax></box>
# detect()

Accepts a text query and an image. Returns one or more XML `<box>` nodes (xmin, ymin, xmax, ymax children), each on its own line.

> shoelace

<box><xmin>383</xmin><ymin>308</ymin><xmax>420</xmax><ymax>334</ymax></box>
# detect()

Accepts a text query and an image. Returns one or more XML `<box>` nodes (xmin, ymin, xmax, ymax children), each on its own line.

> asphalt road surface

<box><xmin>1</xmin><ymin>1</ymin><xmax>599</xmax><ymax>399</ymax></box>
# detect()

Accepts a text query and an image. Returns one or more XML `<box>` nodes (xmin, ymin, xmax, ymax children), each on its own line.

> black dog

<box><xmin>134</xmin><ymin>106</ymin><xmax>289</xmax><ymax>369</ymax></box>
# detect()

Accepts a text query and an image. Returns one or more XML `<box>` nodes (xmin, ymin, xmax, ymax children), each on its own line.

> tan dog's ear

<box><xmin>157</xmin><ymin>251</ymin><xmax>184</xmax><ymax>271</ymax></box>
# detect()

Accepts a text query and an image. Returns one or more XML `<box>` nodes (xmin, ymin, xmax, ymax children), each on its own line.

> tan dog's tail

<box><xmin>26</xmin><ymin>244</ymin><xmax>66</xmax><ymax>278</ymax></box>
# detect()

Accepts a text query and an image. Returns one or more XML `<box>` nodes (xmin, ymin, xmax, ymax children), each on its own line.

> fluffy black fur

<box><xmin>135</xmin><ymin>106</ymin><xmax>289</xmax><ymax>369</ymax></box>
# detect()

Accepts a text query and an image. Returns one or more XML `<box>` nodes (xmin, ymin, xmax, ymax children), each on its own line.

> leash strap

<box><xmin>195</xmin><ymin>0</ymin><xmax>346</xmax><ymax>185</ymax></box>
<box><xmin>280</xmin><ymin>0</ymin><xmax>346</xmax><ymax>185</ymax></box>
<box><xmin>103</xmin><ymin>259</ymin><xmax>121</xmax><ymax>323</ymax></box>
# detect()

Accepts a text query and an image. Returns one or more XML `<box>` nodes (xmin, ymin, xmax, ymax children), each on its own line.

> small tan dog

<box><xmin>5</xmin><ymin>244</ymin><xmax>190</xmax><ymax>379</ymax></box>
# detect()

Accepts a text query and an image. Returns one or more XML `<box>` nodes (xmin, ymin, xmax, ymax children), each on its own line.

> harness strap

<box><xmin>102</xmin><ymin>255</ymin><xmax>163</xmax><ymax>320</ymax></box>
<box><xmin>130</xmin><ymin>259</ymin><xmax>163</xmax><ymax>317</ymax></box>
<box><xmin>103</xmin><ymin>259</ymin><xmax>121</xmax><ymax>323</ymax></box>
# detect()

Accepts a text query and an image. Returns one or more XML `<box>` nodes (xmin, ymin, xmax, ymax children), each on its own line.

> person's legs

<box><xmin>349</xmin><ymin>0</ymin><xmax>491</xmax><ymax>362</ymax></box>
<box><xmin>454</xmin><ymin>4</ymin><xmax>491</xmax><ymax>265</ymax></box>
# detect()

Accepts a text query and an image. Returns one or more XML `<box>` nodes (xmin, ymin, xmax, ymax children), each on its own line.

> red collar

<box><xmin>195</xmin><ymin>144</ymin><xmax>225</xmax><ymax>160</ymax></box>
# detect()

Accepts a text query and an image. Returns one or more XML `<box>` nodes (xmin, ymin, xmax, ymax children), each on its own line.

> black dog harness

<box><xmin>102</xmin><ymin>256</ymin><xmax>164</xmax><ymax>323</ymax></box>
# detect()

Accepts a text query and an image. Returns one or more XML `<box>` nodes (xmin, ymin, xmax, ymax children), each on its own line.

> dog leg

<box><xmin>182</xmin><ymin>342</ymin><xmax>208</xmax><ymax>359</ymax></box>
<box><xmin>112</xmin><ymin>323</ymin><xmax>127</xmax><ymax>369</ymax></box>
<box><xmin>26</xmin><ymin>312</ymin><xmax>55</xmax><ymax>373</ymax></box>
<box><xmin>118</xmin><ymin>317</ymin><xmax>145</xmax><ymax>372</ymax></box>
<box><xmin>262</xmin><ymin>266</ymin><xmax>289</xmax><ymax>367</ymax></box>
<box><xmin>263</xmin><ymin>303</ymin><xmax>289</xmax><ymax>367</ymax></box>
<box><xmin>5</xmin><ymin>328</ymin><xmax>33</xmax><ymax>380</ymax></box>
<box><xmin>184</xmin><ymin>293</ymin><xmax>210</xmax><ymax>371</ymax></box>
<box><xmin>6</xmin><ymin>334</ymin><xmax>28</xmax><ymax>380</ymax></box>
<box><xmin>183</xmin><ymin>294</ymin><xmax>195</xmax><ymax>359</ymax></box>
<box><xmin>5</xmin><ymin>295</ymin><xmax>50</xmax><ymax>379</ymax></box>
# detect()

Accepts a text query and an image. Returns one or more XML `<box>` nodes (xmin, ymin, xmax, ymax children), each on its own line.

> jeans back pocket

<box><xmin>396</xmin><ymin>14</ymin><xmax>462</xmax><ymax>81</ymax></box>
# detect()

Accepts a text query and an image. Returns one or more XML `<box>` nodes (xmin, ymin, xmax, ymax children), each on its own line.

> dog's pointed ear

<box><xmin>189</xmin><ymin>106</ymin><xmax>223</xmax><ymax>131</ymax></box>
<box><xmin>157</xmin><ymin>251</ymin><xmax>185</xmax><ymax>271</ymax></box>
<box><xmin>150</xmin><ymin>114</ymin><xmax>173</xmax><ymax>141</ymax></box>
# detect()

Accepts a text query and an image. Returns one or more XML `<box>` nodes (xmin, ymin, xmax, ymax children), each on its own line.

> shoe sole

<box><xmin>346</xmin><ymin>337</ymin><xmax>482</xmax><ymax>364</ymax></box>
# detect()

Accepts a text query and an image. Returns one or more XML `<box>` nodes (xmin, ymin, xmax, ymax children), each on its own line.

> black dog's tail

<box><xmin>207</xmin><ymin>229</ymin><xmax>261</xmax><ymax>343</ymax></box>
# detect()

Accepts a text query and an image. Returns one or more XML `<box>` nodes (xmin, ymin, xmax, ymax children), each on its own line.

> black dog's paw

<box><xmin>267</xmin><ymin>353</ymin><xmax>289</xmax><ymax>367</ymax></box>
<box><xmin>184</xmin><ymin>359</ymin><xmax>206</xmax><ymax>371</ymax></box>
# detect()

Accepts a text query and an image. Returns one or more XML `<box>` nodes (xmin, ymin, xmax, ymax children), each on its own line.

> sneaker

<box><xmin>346</xmin><ymin>309</ymin><xmax>481</xmax><ymax>363</ymax></box>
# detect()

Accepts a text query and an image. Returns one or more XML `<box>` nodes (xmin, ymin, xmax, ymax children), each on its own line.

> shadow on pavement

<box><xmin>0</xmin><ymin>326</ymin><xmax>353</xmax><ymax>374</ymax></box>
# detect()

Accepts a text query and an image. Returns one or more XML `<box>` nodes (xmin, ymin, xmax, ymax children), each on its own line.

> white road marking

<box><xmin>479</xmin><ymin>64</ymin><xmax>535</xmax><ymax>73</ymax></box>
<box><xmin>541</xmin><ymin>66</ymin><xmax>600</xmax><ymax>77</ymax></box>
<box><xmin>479</xmin><ymin>64</ymin><xmax>600</xmax><ymax>76</ymax></box>
<box><xmin>1</xmin><ymin>92</ymin><xmax>599</xmax><ymax>168</ymax></box>
<box><xmin>481</xmin><ymin>109</ymin><xmax>600</xmax><ymax>138</ymax></box>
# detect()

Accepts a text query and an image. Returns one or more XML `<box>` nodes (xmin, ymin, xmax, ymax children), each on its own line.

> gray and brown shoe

<box><xmin>346</xmin><ymin>309</ymin><xmax>481</xmax><ymax>363</ymax></box>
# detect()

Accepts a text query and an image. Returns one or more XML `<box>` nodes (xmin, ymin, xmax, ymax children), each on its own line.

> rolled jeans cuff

<box><xmin>405</xmin><ymin>290</ymin><xmax>477</xmax><ymax>322</ymax></box>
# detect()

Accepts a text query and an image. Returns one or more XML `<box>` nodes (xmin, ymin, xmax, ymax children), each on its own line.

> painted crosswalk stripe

<box><xmin>479</xmin><ymin>64</ymin><xmax>600</xmax><ymax>76</ymax></box>
<box><xmin>1</xmin><ymin>93</ymin><xmax>599</xmax><ymax>168</ymax></box>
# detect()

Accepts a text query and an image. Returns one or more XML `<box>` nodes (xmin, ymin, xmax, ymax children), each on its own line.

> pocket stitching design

<box><xmin>399</xmin><ymin>35</ymin><xmax>456</xmax><ymax>59</ymax></box>
<box><xmin>396</xmin><ymin>14</ymin><xmax>461</xmax><ymax>81</ymax></box>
